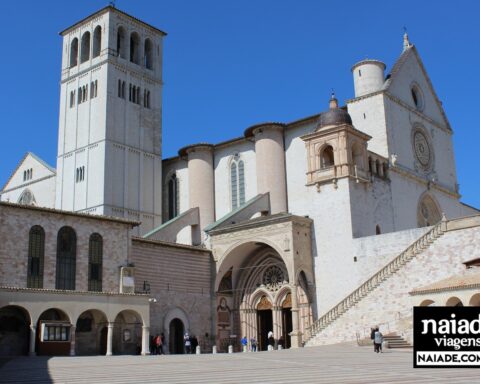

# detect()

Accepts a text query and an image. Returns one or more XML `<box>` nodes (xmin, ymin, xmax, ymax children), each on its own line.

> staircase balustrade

<box><xmin>305</xmin><ymin>220</ymin><xmax>446</xmax><ymax>342</ymax></box>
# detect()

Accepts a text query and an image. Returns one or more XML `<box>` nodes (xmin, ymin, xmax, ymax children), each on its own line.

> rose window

<box><xmin>263</xmin><ymin>266</ymin><xmax>286</xmax><ymax>291</ymax></box>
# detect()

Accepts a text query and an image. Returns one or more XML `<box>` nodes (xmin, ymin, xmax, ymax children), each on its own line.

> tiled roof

<box><xmin>410</xmin><ymin>271</ymin><xmax>480</xmax><ymax>295</ymax></box>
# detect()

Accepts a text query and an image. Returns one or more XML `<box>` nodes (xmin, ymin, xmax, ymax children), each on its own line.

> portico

<box><xmin>209</xmin><ymin>213</ymin><xmax>314</xmax><ymax>350</ymax></box>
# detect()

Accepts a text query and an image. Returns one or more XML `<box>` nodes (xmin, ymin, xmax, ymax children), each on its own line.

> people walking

<box><xmin>267</xmin><ymin>331</ymin><xmax>274</xmax><ymax>351</ymax></box>
<box><xmin>374</xmin><ymin>327</ymin><xmax>383</xmax><ymax>353</ymax></box>
<box><xmin>154</xmin><ymin>334</ymin><xmax>162</xmax><ymax>355</ymax></box>
<box><xmin>370</xmin><ymin>327</ymin><xmax>376</xmax><ymax>352</ymax></box>
<box><xmin>250</xmin><ymin>337</ymin><xmax>257</xmax><ymax>352</ymax></box>
<box><xmin>184</xmin><ymin>332</ymin><xmax>191</xmax><ymax>354</ymax></box>
<box><xmin>241</xmin><ymin>336</ymin><xmax>248</xmax><ymax>352</ymax></box>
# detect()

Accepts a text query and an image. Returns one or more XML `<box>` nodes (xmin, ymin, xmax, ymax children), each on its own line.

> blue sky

<box><xmin>0</xmin><ymin>0</ymin><xmax>478</xmax><ymax>208</ymax></box>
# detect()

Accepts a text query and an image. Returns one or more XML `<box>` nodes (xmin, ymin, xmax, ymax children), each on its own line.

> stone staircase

<box><xmin>383</xmin><ymin>333</ymin><xmax>411</xmax><ymax>349</ymax></box>
<box><xmin>304</xmin><ymin>218</ymin><xmax>446</xmax><ymax>344</ymax></box>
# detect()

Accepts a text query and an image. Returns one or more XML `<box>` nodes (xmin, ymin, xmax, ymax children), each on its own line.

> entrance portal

<box><xmin>257</xmin><ymin>310</ymin><xmax>273</xmax><ymax>351</ymax></box>
<box><xmin>282</xmin><ymin>308</ymin><xmax>292</xmax><ymax>349</ymax></box>
<box><xmin>169</xmin><ymin>318</ymin><xmax>184</xmax><ymax>354</ymax></box>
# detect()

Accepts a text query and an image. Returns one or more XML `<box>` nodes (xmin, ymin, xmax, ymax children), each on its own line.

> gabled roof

<box><xmin>1</xmin><ymin>152</ymin><xmax>56</xmax><ymax>191</ymax></box>
<box><xmin>383</xmin><ymin>45</ymin><xmax>452</xmax><ymax>131</ymax></box>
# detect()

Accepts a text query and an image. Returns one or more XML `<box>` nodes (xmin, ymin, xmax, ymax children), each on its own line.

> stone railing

<box><xmin>305</xmin><ymin>218</ymin><xmax>447</xmax><ymax>343</ymax></box>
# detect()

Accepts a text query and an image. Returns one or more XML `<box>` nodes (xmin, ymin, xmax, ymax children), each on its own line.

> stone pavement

<box><xmin>0</xmin><ymin>344</ymin><xmax>478</xmax><ymax>384</ymax></box>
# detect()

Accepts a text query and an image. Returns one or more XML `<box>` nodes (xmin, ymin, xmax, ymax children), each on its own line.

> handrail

<box><xmin>306</xmin><ymin>219</ymin><xmax>446</xmax><ymax>340</ymax></box>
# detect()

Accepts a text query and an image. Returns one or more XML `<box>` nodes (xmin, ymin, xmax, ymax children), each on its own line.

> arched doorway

<box><xmin>113</xmin><ymin>310</ymin><xmax>142</xmax><ymax>355</ymax></box>
<box><xmin>256</xmin><ymin>296</ymin><xmax>273</xmax><ymax>351</ymax></box>
<box><xmin>469</xmin><ymin>293</ymin><xmax>480</xmax><ymax>306</ymax></box>
<box><xmin>281</xmin><ymin>293</ymin><xmax>292</xmax><ymax>349</ymax></box>
<box><xmin>75</xmin><ymin>309</ymin><xmax>108</xmax><ymax>355</ymax></box>
<box><xmin>36</xmin><ymin>308</ymin><xmax>71</xmax><ymax>356</ymax></box>
<box><xmin>0</xmin><ymin>306</ymin><xmax>30</xmax><ymax>356</ymax></box>
<box><xmin>169</xmin><ymin>318</ymin><xmax>184</xmax><ymax>354</ymax></box>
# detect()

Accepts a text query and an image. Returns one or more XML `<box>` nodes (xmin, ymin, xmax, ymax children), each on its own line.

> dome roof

<box><xmin>317</xmin><ymin>95</ymin><xmax>352</xmax><ymax>129</ymax></box>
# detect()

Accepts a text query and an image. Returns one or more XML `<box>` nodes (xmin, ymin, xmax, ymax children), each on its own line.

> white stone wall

<box><xmin>348</xmin><ymin>94</ymin><xmax>388</xmax><ymax>157</ymax></box>
<box><xmin>213</xmin><ymin>140</ymin><xmax>256</xmax><ymax>220</ymax></box>
<box><xmin>1</xmin><ymin>154</ymin><xmax>56</xmax><ymax>208</ymax></box>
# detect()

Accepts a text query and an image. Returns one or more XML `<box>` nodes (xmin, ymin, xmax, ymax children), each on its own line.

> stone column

<box><xmin>69</xmin><ymin>325</ymin><xmax>76</xmax><ymax>356</ymax></box>
<box><xmin>289</xmin><ymin>285</ymin><xmax>302</xmax><ymax>348</ymax></box>
<box><xmin>141</xmin><ymin>326</ymin><xmax>150</xmax><ymax>355</ymax></box>
<box><xmin>106</xmin><ymin>322</ymin><xmax>113</xmax><ymax>356</ymax></box>
<box><xmin>29</xmin><ymin>324</ymin><xmax>36</xmax><ymax>356</ymax></box>
<box><xmin>180</xmin><ymin>144</ymin><xmax>215</xmax><ymax>245</ymax></box>
<box><xmin>272</xmin><ymin>306</ymin><xmax>282</xmax><ymax>347</ymax></box>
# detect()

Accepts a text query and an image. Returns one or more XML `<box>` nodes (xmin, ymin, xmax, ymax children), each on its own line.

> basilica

<box><xmin>1</xmin><ymin>5</ymin><xmax>479</xmax><ymax>356</ymax></box>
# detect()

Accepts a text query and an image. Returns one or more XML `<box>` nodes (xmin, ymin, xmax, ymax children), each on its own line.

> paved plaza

<box><xmin>0</xmin><ymin>344</ymin><xmax>478</xmax><ymax>384</ymax></box>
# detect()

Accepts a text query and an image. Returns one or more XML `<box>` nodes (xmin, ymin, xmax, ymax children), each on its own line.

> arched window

<box><xmin>417</xmin><ymin>193</ymin><xmax>442</xmax><ymax>227</ymax></box>
<box><xmin>136</xmin><ymin>87</ymin><xmax>141</xmax><ymax>105</ymax></box>
<box><xmin>80</xmin><ymin>31</ymin><xmax>91</xmax><ymax>63</ymax></box>
<box><xmin>320</xmin><ymin>146</ymin><xmax>334</xmax><ymax>169</ymax></box>
<box><xmin>56</xmin><ymin>227</ymin><xmax>77</xmax><ymax>290</ymax></box>
<box><xmin>130</xmin><ymin>32</ymin><xmax>140</xmax><ymax>64</ymax></box>
<box><xmin>92</xmin><ymin>26</ymin><xmax>101</xmax><ymax>58</ymax></box>
<box><xmin>122</xmin><ymin>81</ymin><xmax>126</xmax><ymax>99</ymax></box>
<box><xmin>168</xmin><ymin>173</ymin><xmax>179</xmax><ymax>220</ymax></box>
<box><xmin>88</xmin><ymin>233</ymin><xmax>103</xmax><ymax>292</ymax></box>
<box><xmin>144</xmin><ymin>38</ymin><xmax>153</xmax><ymax>69</ymax></box>
<box><xmin>18</xmin><ymin>189</ymin><xmax>36</xmax><ymax>205</ymax></box>
<box><xmin>117</xmin><ymin>26</ymin><xmax>126</xmax><ymax>59</ymax></box>
<box><xmin>27</xmin><ymin>225</ymin><xmax>45</xmax><ymax>288</ymax></box>
<box><xmin>230</xmin><ymin>158</ymin><xmax>245</xmax><ymax>210</ymax></box>
<box><xmin>70</xmin><ymin>38</ymin><xmax>78</xmax><ymax>67</ymax></box>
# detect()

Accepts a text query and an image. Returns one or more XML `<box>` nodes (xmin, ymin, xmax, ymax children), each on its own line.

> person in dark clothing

<box><xmin>191</xmin><ymin>335</ymin><xmax>198</xmax><ymax>354</ymax></box>
<box><xmin>370</xmin><ymin>327</ymin><xmax>376</xmax><ymax>352</ymax></box>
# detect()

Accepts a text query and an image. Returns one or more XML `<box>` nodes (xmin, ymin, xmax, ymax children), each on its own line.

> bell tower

<box><xmin>55</xmin><ymin>6</ymin><xmax>165</xmax><ymax>234</ymax></box>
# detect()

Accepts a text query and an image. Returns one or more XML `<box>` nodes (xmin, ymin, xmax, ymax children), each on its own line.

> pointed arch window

<box><xmin>56</xmin><ymin>226</ymin><xmax>76</xmax><ymax>290</ymax></box>
<box><xmin>230</xmin><ymin>158</ymin><xmax>245</xmax><ymax>210</ymax></box>
<box><xmin>27</xmin><ymin>225</ymin><xmax>45</xmax><ymax>288</ymax></box>
<box><xmin>88</xmin><ymin>233</ymin><xmax>103</xmax><ymax>292</ymax></box>
<box><xmin>168</xmin><ymin>173</ymin><xmax>180</xmax><ymax>220</ymax></box>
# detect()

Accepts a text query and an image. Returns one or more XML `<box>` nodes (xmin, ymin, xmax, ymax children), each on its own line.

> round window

<box><xmin>413</xmin><ymin>130</ymin><xmax>432</xmax><ymax>169</ymax></box>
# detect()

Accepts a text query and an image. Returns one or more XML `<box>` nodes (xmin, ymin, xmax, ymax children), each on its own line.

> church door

<box><xmin>281</xmin><ymin>293</ymin><xmax>293</xmax><ymax>348</ymax></box>
<box><xmin>257</xmin><ymin>310</ymin><xmax>273</xmax><ymax>351</ymax></box>
<box><xmin>169</xmin><ymin>318</ymin><xmax>184</xmax><ymax>354</ymax></box>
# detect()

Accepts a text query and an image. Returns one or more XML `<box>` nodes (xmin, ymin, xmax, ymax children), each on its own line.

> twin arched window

<box><xmin>230</xmin><ymin>159</ymin><xmax>245</xmax><ymax>210</ymax></box>
<box><xmin>168</xmin><ymin>173</ymin><xmax>180</xmax><ymax>220</ymax></box>
<box><xmin>56</xmin><ymin>227</ymin><xmax>77</xmax><ymax>290</ymax></box>
<box><xmin>88</xmin><ymin>233</ymin><xmax>103</xmax><ymax>292</ymax></box>
<box><xmin>27</xmin><ymin>226</ymin><xmax>45</xmax><ymax>288</ymax></box>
